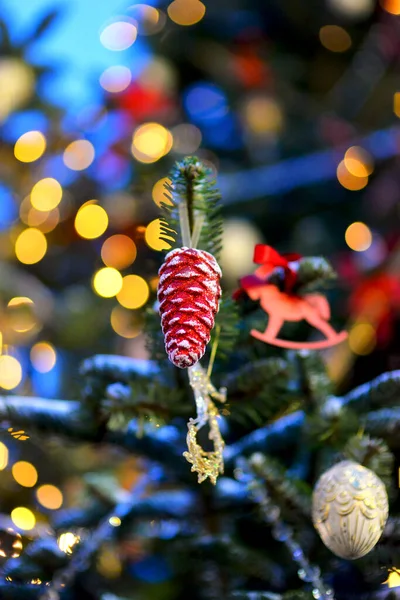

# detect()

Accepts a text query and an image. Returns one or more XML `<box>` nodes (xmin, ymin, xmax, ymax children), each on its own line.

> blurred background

<box><xmin>0</xmin><ymin>0</ymin><xmax>400</xmax><ymax>591</ymax></box>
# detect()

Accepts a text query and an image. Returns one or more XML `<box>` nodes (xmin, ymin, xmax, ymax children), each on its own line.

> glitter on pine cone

<box><xmin>158</xmin><ymin>247</ymin><xmax>222</xmax><ymax>368</ymax></box>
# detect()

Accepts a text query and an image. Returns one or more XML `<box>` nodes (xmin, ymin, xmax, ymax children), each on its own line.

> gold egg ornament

<box><xmin>312</xmin><ymin>460</ymin><xmax>388</xmax><ymax>560</ymax></box>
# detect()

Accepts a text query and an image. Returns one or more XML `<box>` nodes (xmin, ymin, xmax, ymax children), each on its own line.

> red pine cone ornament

<box><xmin>158</xmin><ymin>247</ymin><xmax>222</xmax><ymax>368</ymax></box>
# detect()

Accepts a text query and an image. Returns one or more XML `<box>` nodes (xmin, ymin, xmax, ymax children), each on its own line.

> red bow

<box><xmin>234</xmin><ymin>245</ymin><xmax>302</xmax><ymax>300</ymax></box>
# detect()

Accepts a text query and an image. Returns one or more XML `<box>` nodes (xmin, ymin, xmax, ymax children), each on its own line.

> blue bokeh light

<box><xmin>0</xmin><ymin>184</ymin><xmax>18</xmax><ymax>230</ymax></box>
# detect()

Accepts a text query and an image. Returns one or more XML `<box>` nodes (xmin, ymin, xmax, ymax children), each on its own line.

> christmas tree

<box><xmin>0</xmin><ymin>0</ymin><xmax>400</xmax><ymax>599</ymax></box>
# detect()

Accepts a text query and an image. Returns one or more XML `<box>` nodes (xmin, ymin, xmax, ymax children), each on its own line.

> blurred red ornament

<box><xmin>236</xmin><ymin>244</ymin><xmax>347</xmax><ymax>349</ymax></box>
<box><xmin>116</xmin><ymin>82</ymin><xmax>175</xmax><ymax>120</ymax></box>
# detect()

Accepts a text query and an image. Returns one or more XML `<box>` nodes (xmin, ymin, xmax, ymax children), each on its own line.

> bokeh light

<box><xmin>387</xmin><ymin>571</ymin><xmax>400</xmax><ymax>588</ymax></box>
<box><xmin>0</xmin><ymin>59</ymin><xmax>35</xmax><ymax>121</ymax></box>
<box><xmin>116</xmin><ymin>275</ymin><xmax>149</xmax><ymax>309</ymax></box>
<box><xmin>152</xmin><ymin>178</ymin><xmax>173</xmax><ymax>207</ymax></box>
<box><xmin>93</xmin><ymin>267</ymin><xmax>123</xmax><ymax>298</ymax></box>
<box><xmin>128</xmin><ymin>5</ymin><xmax>166</xmax><ymax>35</ymax></box>
<box><xmin>8</xmin><ymin>297</ymin><xmax>37</xmax><ymax>333</ymax></box>
<box><xmin>75</xmin><ymin>203</ymin><xmax>108</xmax><ymax>239</ymax></box>
<box><xmin>14</xmin><ymin>131</ymin><xmax>46</xmax><ymax>163</ymax></box>
<box><xmin>100</xmin><ymin>66</ymin><xmax>132</xmax><ymax>93</ymax></box>
<box><xmin>58</xmin><ymin>532</ymin><xmax>80</xmax><ymax>554</ymax></box>
<box><xmin>220</xmin><ymin>219</ymin><xmax>263</xmax><ymax>282</ymax></box>
<box><xmin>15</xmin><ymin>228</ymin><xmax>47</xmax><ymax>264</ymax></box>
<box><xmin>168</xmin><ymin>0</ymin><xmax>206</xmax><ymax>25</ymax></box>
<box><xmin>145</xmin><ymin>218</ymin><xmax>174</xmax><ymax>251</ymax></box>
<box><xmin>348</xmin><ymin>322</ymin><xmax>376</xmax><ymax>355</ymax></box>
<box><xmin>336</xmin><ymin>160</ymin><xmax>368</xmax><ymax>191</ymax></box>
<box><xmin>36</xmin><ymin>484</ymin><xmax>63</xmax><ymax>510</ymax></box>
<box><xmin>0</xmin><ymin>442</ymin><xmax>9</xmax><ymax>470</ymax></box>
<box><xmin>344</xmin><ymin>146</ymin><xmax>373</xmax><ymax>177</ymax></box>
<box><xmin>63</xmin><ymin>140</ymin><xmax>95</xmax><ymax>171</ymax></box>
<box><xmin>172</xmin><ymin>123</ymin><xmax>202</xmax><ymax>153</ymax></box>
<box><xmin>394</xmin><ymin>92</ymin><xmax>400</xmax><ymax>117</ymax></box>
<box><xmin>319</xmin><ymin>25</ymin><xmax>351</xmax><ymax>52</ymax></box>
<box><xmin>327</xmin><ymin>0</ymin><xmax>374</xmax><ymax>19</ymax></box>
<box><xmin>380</xmin><ymin>0</ymin><xmax>400</xmax><ymax>14</ymax></box>
<box><xmin>345</xmin><ymin>221</ymin><xmax>372</xmax><ymax>251</ymax></box>
<box><xmin>110</xmin><ymin>306</ymin><xmax>143</xmax><ymax>338</ymax></box>
<box><xmin>12</xmin><ymin>461</ymin><xmax>38</xmax><ymax>487</ymax></box>
<box><xmin>101</xmin><ymin>235</ymin><xmax>137</xmax><ymax>269</ymax></box>
<box><xmin>31</xmin><ymin>178</ymin><xmax>62</xmax><ymax>211</ymax></box>
<box><xmin>243</xmin><ymin>96</ymin><xmax>283</xmax><ymax>134</ymax></box>
<box><xmin>11</xmin><ymin>507</ymin><xmax>36</xmax><ymax>531</ymax></box>
<box><xmin>100</xmin><ymin>19</ymin><xmax>137</xmax><ymax>51</ymax></box>
<box><xmin>109</xmin><ymin>516</ymin><xmax>121</xmax><ymax>527</ymax></box>
<box><xmin>30</xmin><ymin>342</ymin><xmax>57</xmax><ymax>373</ymax></box>
<box><xmin>131</xmin><ymin>123</ymin><xmax>173</xmax><ymax>163</ymax></box>
<box><xmin>0</xmin><ymin>356</ymin><xmax>22</xmax><ymax>390</ymax></box>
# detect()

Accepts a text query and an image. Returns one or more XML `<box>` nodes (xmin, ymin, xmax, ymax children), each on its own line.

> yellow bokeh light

<box><xmin>93</xmin><ymin>267</ymin><xmax>123</xmax><ymax>298</ymax></box>
<box><xmin>75</xmin><ymin>204</ymin><xmax>108</xmax><ymax>239</ymax></box>
<box><xmin>344</xmin><ymin>146</ymin><xmax>373</xmax><ymax>177</ymax></box>
<box><xmin>12</xmin><ymin>461</ymin><xmax>38</xmax><ymax>488</ymax></box>
<box><xmin>394</xmin><ymin>92</ymin><xmax>400</xmax><ymax>117</ymax></box>
<box><xmin>63</xmin><ymin>140</ymin><xmax>95</xmax><ymax>171</ymax></box>
<box><xmin>31</xmin><ymin>178</ymin><xmax>62</xmax><ymax>211</ymax></box>
<box><xmin>30</xmin><ymin>342</ymin><xmax>57</xmax><ymax>373</ymax></box>
<box><xmin>0</xmin><ymin>442</ymin><xmax>9</xmax><ymax>470</ymax></box>
<box><xmin>36</xmin><ymin>484</ymin><xmax>63</xmax><ymax>510</ymax></box>
<box><xmin>100</xmin><ymin>66</ymin><xmax>132</xmax><ymax>93</ymax></box>
<box><xmin>7</xmin><ymin>297</ymin><xmax>37</xmax><ymax>333</ymax></box>
<box><xmin>110</xmin><ymin>306</ymin><xmax>143</xmax><ymax>339</ymax></box>
<box><xmin>131</xmin><ymin>123</ymin><xmax>173</xmax><ymax>163</ymax></box>
<box><xmin>319</xmin><ymin>25</ymin><xmax>351</xmax><ymax>52</ymax></box>
<box><xmin>11</xmin><ymin>507</ymin><xmax>36</xmax><ymax>531</ymax></box>
<box><xmin>168</xmin><ymin>0</ymin><xmax>206</xmax><ymax>25</ymax></box>
<box><xmin>15</xmin><ymin>228</ymin><xmax>47</xmax><ymax>265</ymax></box>
<box><xmin>109</xmin><ymin>516</ymin><xmax>121</xmax><ymax>527</ymax></box>
<box><xmin>58</xmin><ymin>532</ymin><xmax>80</xmax><ymax>554</ymax></box>
<box><xmin>145</xmin><ymin>218</ymin><xmax>174</xmax><ymax>251</ymax></box>
<box><xmin>101</xmin><ymin>235</ymin><xmax>137</xmax><ymax>269</ymax></box>
<box><xmin>381</xmin><ymin>0</ymin><xmax>400</xmax><ymax>14</ymax></box>
<box><xmin>387</xmin><ymin>570</ymin><xmax>400</xmax><ymax>588</ymax></box>
<box><xmin>244</xmin><ymin>97</ymin><xmax>283</xmax><ymax>134</ymax></box>
<box><xmin>345</xmin><ymin>221</ymin><xmax>372</xmax><ymax>252</ymax></box>
<box><xmin>97</xmin><ymin>545</ymin><xmax>122</xmax><ymax>578</ymax></box>
<box><xmin>348</xmin><ymin>322</ymin><xmax>376</xmax><ymax>355</ymax></box>
<box><xmin>100</xmin><ymin>20</ymin><xmax>137</xmax><ymax>51</ymax></box>
<box><xmin>37</xmin><ymin>208</ymin><xmax>60</xmax><ymax>234</ymax></box>
<box><xmin>116</xmin><ymin>274</ymin><xmax>149</xmax><ymax>309</ymax></box>
<box><xmin>0</xmin><ymin>356</ymin><xmax>22</xmax><ymax>390</ymax></box>
<box><xmin>337</xmin><ymin>161</ymin><xmax>368</xmax><ymax>191</ymax></box>
<box><xmin>152</xmin><ymin>177</ymin><xmax>173</xmax><ymax>207</ymax></box>
<box><xmin>14</xmin><ymin>131</ymin><xmax>46</xmax><ymax>163</ymax></box>
<box><xmin>129</xmin><ymin>5</ymin><xmax>166</xmax><ymax>35</ymax></box>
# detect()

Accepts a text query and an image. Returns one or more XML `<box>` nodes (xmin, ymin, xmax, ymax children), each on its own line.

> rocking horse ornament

<box><xmin>237</xmin><ymin>244</ymin><xmax>347</xmax><ymax>350</ymax></box>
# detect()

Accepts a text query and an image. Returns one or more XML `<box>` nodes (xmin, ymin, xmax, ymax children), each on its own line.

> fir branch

<box><xmin>294</xmin><ymin>257</ymin><xmax>336</xmax><ymax>294</ymax></box>
<box><xmin>365</xmin><ymin>407</ymin><xmax>400</xmax><ymax>448</ymax></box>
<box><xmin>161</xmin><ymin>157</ymin><xmax>224</xmax><ymax>259</ymax></box>
<box><xmin>344</xmin><ymin>371</ymin><xmax>400</xmax><ymax>413</ymax></box>
<box><xmin>210</xmin><ymin>294</ymin><xmax>240</xmax><ymax>362</ymax></box>
<box><xmin>295</xmin><ymin>351</ymin><xmax>333</xmax><ymax>406</ymax></box>
<box><xmin>343</xmin><ymin>435</ymin><xmax>394</xmax><ymax>488</ymax></box>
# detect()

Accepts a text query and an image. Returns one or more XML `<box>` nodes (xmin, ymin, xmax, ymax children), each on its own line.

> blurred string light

<box><xmin>167</xmin><ymin>0</ymin><xmax>206</xmax><ymax>25</ymax></box>
<box><xmin>0</xmin><ymin>184</ymin><xmax>17</xmax><ymax>231</ymax></box>
<box><xmin>336</xmin><ymin>160</ymin><xmax>368</xmax><ymax>190</ymax></box>
<box><xmin>152</xmin><ymin>178</ymin><xmax>173</xmax><ymax>208</ymax></box>
<box><xmin>0</xmin><ymin>59</ymin><xmax>35</xmax><ymax>121</ymax></box>
<box><xmin>128</xmin><ymin>4</ymin><xmax>166</xmax><ymax>35</ymax></box>
<box><xmin>30</xmin><ymin>342</ymin><xmax>56</xmax><ymax>373</ymax></box>
<box><xmin>109</xmin><ymin>516</ymin><xmax>121</xmax><ymax>527</ymax></box>
<box><xmin>0</xmin><ymin>355</ymin><xmax>22</xmax><ymax>390</ymax></box>
<box><xmin>63</xmin><ymin>140</ymin><xmax>95</xmax><ymax>171</ymax></box>
<box><xmin>75</xmin><ymin>203</ymin><xmax>108</xmax><ymax>239</ymax></box>
<box><xmin>387</xmin><ymin>571</ymin><xmax>400</xmax><ymax>588</ymax></box>
<box><xmin>380</xmin><ymin>0</ymin><xmax>400</xmax><ymax>13</ymax></box>
<box><xmin>131</xmin><ymin>123</ymin><xmax>173</xmax><ymax>163</ymax></box>
<box><xmin>14</xmin><ymin>131</ymin><xmax>46</xmax><ymax>163</ymax></box>
<box><xmin>344</xmin><ymin>146</ymin><xmax>373</xmax><ymax>177</ymax></box>
<box><xmin>345</xmin><ymin>221</ymin><xmax>372</xmax><ymax>251</ymax></box>
<box><xmin>12</xmin><ymin>461</ymin><xmax>38</xmax><ymax>487</ymax></box>
<box><xmin>100</xmin><ymin>18</ymin><xmax>137</xmax><ymax>51</ymax></box>
<box><xmin>0</xmin><ymin>442</ymin><xmax>9</xmax><ymax>470</ymax></box>
<box><xmin>100</xmin><ymin>66</ymin><xmax>132</xmax><ymax>93</ymax></box>
<box><xmin>58</xmin><ymin>532</ymin><xmax>80</xmax><ymax>554</ymax></box>
<box><xmin>36</xmin><ymin>484</ymin><xmax>63</xmax><ymax>510</ymax></box>
<box><xmin>37</xmin><ymin>209</ymin><xmax>60</xmax><ymax>234</ymax></box>
<box><xmin>394</xmin><ymin>92</ymin><xmax>400</xmax><ymax>117</ymax></box>
<box><xmin>7</xmin><ymin>297</ymin><xmax>38</xmax><ymax>334</ymax></box>
<box><xmin>184</xmin><ymin>83</ymin><xmax>228</xmax><ymax>125</ymax></box>
<box><xmin>11</xmin><ymin>507</ymin><xmax>36</xmax><ymax>531</ymax></box>
<box><xmin>97</xmin><ymin>544</ymin><xmax>122</xmax><ymax>578</ymax></box>
<box><xmin>348</xmin><ymin>322</ymin><xmax>376</xmax><ymax>355</ymax></box>
<box><xmin>319</xmin><ymin>25</ymin><xmax>352</xmax><ymax>52</ymax></box>
<box><xmin>243</xmin><ymin>96</ymin><xmax>283</xmax><ymax>135</ymax></box>
<box><xmin>0</xmin><ymin>529</ymin><xmax>23</xmax><ymax>558</ymax></box>
<box><xmin>327</xmin><ymin>0</ymin><xmax>375</xmax><ymax>19</ymax></box>
<box><xmin>220</xmin><ymin>219</ymin><xmax>263</xmax><ymax>282</ymax></box>
<box><xmin>93</xmin><ymin>267</ymin><xmax>123</xmax><ymax>298</ymax></box>
<box><xmin>30</xmin><ymin>178</ymin><xmax>62</xmax><ymax>211</ymax></box>
<box><xmin>110</xmin><ymin>306</ymin><xmax>143</xmax><ymax>338</ymax></box>
<box><xmin>101</xmin><ymin>235</ymin><xmax>137</xmax><ymax>269</ymax></box>
<box><xmin>15</xmin><ymin>228</ymin><xmax>47</xmax><ymax>264</ymax></box>
<box><xmin>145</xmin><ymin>219</ymin><xmax>174</xmax><ymax>250</ymax></box>
<box><xmin>116</xmin><ymin>275</ymin><xmax>149</xmax><ymax>309</ymax></box>
<box><xmin>171</xmin><ymin>124</ymin><xmax>202</xmax><ymax>154</ymax></box>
